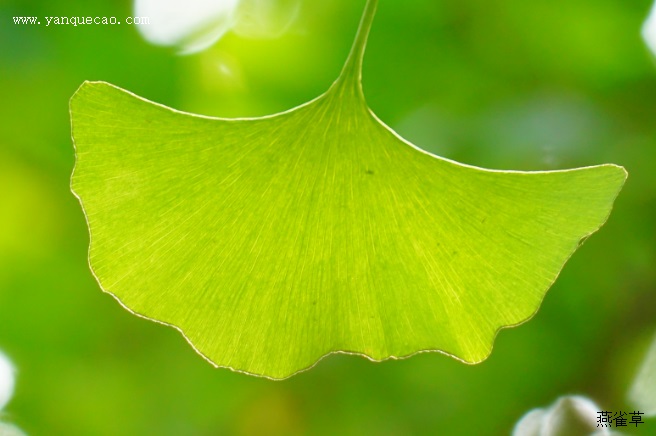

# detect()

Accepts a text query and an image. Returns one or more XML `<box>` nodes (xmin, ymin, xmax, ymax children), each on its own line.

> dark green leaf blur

<box><xmin>1</xmin><ymin>0</ymin><xmax>654</xmax><ymax>434</ymax></box>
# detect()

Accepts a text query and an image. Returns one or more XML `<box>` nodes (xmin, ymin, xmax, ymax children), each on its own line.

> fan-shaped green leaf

<box><xmin>70</xmin><ymin>0</ymin><xmax>626</xmax><ymax>378</ymax></box>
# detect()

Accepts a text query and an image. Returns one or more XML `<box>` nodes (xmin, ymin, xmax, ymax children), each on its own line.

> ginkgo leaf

<box><xmin>70</xmin><ymin>0</ymin><xmax>626</xmax><ymax>379</ymax></box>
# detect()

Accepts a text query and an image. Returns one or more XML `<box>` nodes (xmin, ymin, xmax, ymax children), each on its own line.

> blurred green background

<box><xmin>1</xmin><ymin>0</ymin><xmax>655</xmax><ymax>434</ymax></box>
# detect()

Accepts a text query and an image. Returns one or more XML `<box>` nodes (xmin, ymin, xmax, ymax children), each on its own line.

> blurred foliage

<box><xmin>0</xmin><ymin>0</ymin><xmax>655</xmax><ymax>434</ymax></box>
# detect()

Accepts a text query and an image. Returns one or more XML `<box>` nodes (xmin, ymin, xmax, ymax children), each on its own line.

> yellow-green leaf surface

<box><xmin>70</xmin><ymin>0</ymin><xmax>626</xmax><ymax>379</ymax></box>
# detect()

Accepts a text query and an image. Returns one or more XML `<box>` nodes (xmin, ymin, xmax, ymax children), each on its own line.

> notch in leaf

<box><xmin>70</xmin><ymin>0</ymin><xmax>626</xmax><ymax>379</ymax></box>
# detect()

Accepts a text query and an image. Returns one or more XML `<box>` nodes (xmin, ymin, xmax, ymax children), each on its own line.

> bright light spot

<box><xmin>134</xmin><ymin>0</ymin><xmax>239</xmax><ymax>54</ymax></box>
<box><xmin>643</xmin><ymin>2</ymin><xmax>656</xmax><ymax>56</ymax></box>
<box><xmin>218</xmin><ymin>62</ymin><xmax>233</xmax><ymax>76</ymax></box>
<box><xmin>0</xmin><ymin>351</ymin><xmax>15</xmax><ymax>411</ymax></box>
<box><xmin>233</xmin><ymin>0</ymin><xmax>301</xmax><ymax>39</ymax></box>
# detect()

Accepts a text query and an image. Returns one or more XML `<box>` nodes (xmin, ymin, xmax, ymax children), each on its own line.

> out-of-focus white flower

<box><xmin>514</xmin><ymin>408</ymin><xmax>548</xmax><ymax>436</ymax></box>
<box><xmin>0</xmin><ymin>351</ymin><xmax>26</xmax><ymax>436</ymax></box>
<box><xmin>0</xmin><ymin>351</ymin><xmax>15</xmax><ymax>411</ymax></box>
<box><xmin>513</xmin><ymin>395</ymin><xmax>612</xmax><ymax>436</ymax></box>
<box><xmin>628</xmin><ymin>332</ymin><xmax>656</xmax><ymax>417</ymax></box>
<box><xmin>0</xmin><ymin>422</ymin><xmax>27</xmax><ymax>436</ymax></box>
<box><xmin>134</xmin><ymin>0</ymin><xmax>301</xmax><ymax>54</ymax></box>
<box><xmin>643</xmin><ymin>2</ymin><xmax>656</xmax><ymax>56</ymax></box>
<box><xmin>135</xmin><ymin>0</ymin><xmax>239</xmax><ymax>54</ymax></box>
